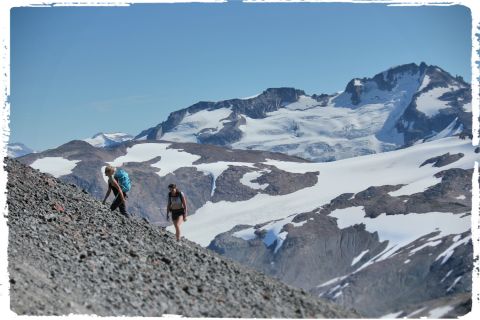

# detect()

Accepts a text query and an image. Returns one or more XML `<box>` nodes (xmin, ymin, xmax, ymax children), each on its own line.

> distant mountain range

<box><xmin>8</xmin><ymin>132</ymin><xmax>134</xmax><ymax>158</ymax></box>
<box><xmin>13</xmin><ymin>62</ymin><xmax>472</xmax><ymax>163</ymax></box>
<box><xmin>7</xmin><ymin>142</ymin><xmax>35</xmax><ymax>158</ymax></box>
<box><xmin>135</xmin><ymin>62</ymin><xmax>471</xmax><ymax>161</ymax></box>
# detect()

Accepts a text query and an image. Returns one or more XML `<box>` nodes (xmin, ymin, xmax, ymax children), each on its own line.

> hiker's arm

<box><xmin>111</xmin><ymin>179</ymin><xmax>126</xmax><ymax>203</ymax></box>
<box><xmin>102</xmin><ymin>185</ymin><xmax>111</xmax><ymax>204</ymax></box>
<box><xmin>166</xmin><ymin>196</ymin><xmax>171</xmax><ymax>220</ymax></box>
<box><xmin>181</xmin><ymin>195</ymin><xmax>188</xmax><ymax>218</ymax></box>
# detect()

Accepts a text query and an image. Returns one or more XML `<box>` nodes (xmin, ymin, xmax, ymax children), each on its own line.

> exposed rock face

<box><xmin>420</xmin><ymin>152</ymin><xmax>464</xmax><ymax>168</ymax></box>
<box><xmin>6</xmin><ymin>157</ymin><xmax>357</xmax><ymax>318</ymax></box>
<box><xmin>208</xmin><ymin>167</ymin><xmax>473</xmax><ymax>318</ymax></box>
<box><xmin>396</xmin><ymin>65</ymin><xmax>471</xmax><ymax>145</ymax></box>
<box><xmin>136</xmin><ymin>87</ymin><xmax>305</xmax><ymax>141</ymax></box>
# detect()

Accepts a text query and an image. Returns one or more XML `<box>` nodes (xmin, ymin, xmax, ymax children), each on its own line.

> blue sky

<box><xmin>9</xmin><ymin>2</ymin><xmax>472</xmax><ymax>151</ymax></box>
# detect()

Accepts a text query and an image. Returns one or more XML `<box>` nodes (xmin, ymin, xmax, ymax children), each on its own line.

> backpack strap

<box><xmin>168</xmin><ymin>191</ymin><xmax>184</xmax><ymax>209</ymax></box>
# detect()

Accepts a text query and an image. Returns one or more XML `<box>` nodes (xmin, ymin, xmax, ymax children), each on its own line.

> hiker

<box><xmin>102</xmin><ymin>165</ymin><xmax>131</xmax><ymax>216</ymax></box>
<box><xmin>166</xmin><ymin>183</ymin><xmax>188</xmax><ymax>241</ymax></box>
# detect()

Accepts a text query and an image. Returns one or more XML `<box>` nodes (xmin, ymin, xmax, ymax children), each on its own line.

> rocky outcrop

<box><xmin>6</xmin><ymin>157</ymin><xmax>357</xmax><ymax>317</ymax></box>
<box><xmin>136</xmin><ymin>87</ymin><xmax>305</xmax><ymax>141</ymax></box>
<box><xmin>208</xmin><ymin>167</ymin><xmax>473</xmax><ymax>317</ymax></box>
<box><xmin>420</xmin><ymin>152</ymin><xmax>464</xmax><ymax>168</ymax></box>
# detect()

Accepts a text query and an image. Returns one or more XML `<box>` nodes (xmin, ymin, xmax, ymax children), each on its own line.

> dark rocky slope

<box><xmin>6</xmin><ymin>158</ymin><xmax>356</xmax><ymax>317</ymax></box>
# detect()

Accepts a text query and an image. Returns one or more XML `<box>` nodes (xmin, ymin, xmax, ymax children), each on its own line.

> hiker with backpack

<box><xmin>166</xmin><ymin>183</ymin><xmax>188</xmax><ymax>241</ymax></box>
<box><xmin>102</xmin><ymin>165</ymin><xmax>131</xmax><ymax>216</ymax></box>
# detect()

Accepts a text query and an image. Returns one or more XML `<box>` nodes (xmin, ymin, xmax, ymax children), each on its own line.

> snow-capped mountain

<box><xmin>12</xmin><ymin>61</ymin><xmax>475</xmax><ymax>318</ymax></box>
<box><xmin>206</xmin><ymin>136</ymin><xmax>475</xmax><ymax>317</ymax></box>
<box><xmin>16</xmin><ymin>135</ymin><xmax>476</xmax><ymax>317</ymax></box>
<box><xmin>136</xmin><ymin>63</ymin><xmax>471</xmax><ymax>161</ymax></box>
<box><xmin>7</xmin><ymin>142</ymin><xmax>34</xmax><ymax>158</ymax></box>
<box><xmin>84</xmin><ymin>132</ymin><xmax>133</xmax><ymax>148</ymax></box>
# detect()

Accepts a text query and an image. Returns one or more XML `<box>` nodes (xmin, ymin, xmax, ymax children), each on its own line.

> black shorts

<box><xmin>171</xmin><ymin>209</ymin><xmax>185</xmax><ymax>221</ymax></box>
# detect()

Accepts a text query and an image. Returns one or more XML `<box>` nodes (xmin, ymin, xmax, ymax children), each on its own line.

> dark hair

<box><xmin>168</xmin><ymin>183</ymin><xmax>176</xmax><ymax>189</ymax></box>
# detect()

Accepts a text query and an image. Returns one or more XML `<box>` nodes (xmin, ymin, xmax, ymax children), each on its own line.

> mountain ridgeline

<box><xmin>136</xmin><ymin>62</ymin><xmax>471</xmax><ymax>162</ymax></box>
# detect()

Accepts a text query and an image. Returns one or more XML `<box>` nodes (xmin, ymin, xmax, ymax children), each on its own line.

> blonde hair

<box><xmin>105</xmin><ymin>165</ymin><xmax>115</xmax><ymax>175</ymax></box>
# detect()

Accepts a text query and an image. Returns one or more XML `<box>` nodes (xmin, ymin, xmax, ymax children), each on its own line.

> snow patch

<box><xmin>162</xmin><ymin>108</ymin><xmax>232</xmax><ymax>142</ymax></box>
<box><xmin>435</xmin><ymin>234</ymin><xmax>471</xmax><ymax>265</ymax></box>
<box><xmin>418</xmin><ymin>74</ymin><xmax>431</xmax><ymax>91</ymax></box>
<box><xmin>407</xmin><ymin>307</ymin><xmax>426</xmax><ymax>317</ymax></box>
<box><xmin>428</xmin><ymin>305</ymin><xmax>454</xmax><ymax>318</ymax></box>
<box><xmin>415</xmin><ymin>86</ymin><xmax>455</xmax><ymax>117</ymax></box>
<box><xmin>380</xmin><ymin>311</ymin><xmax>403</xmax><ymax>319</ymax></box>
<box><xmin>329</xmin><ymin>207</ymin><xmax>470</xmax><ymax>267</ymax></box>
<box><xmin>388</xmin><ymin>175</ymin><xmax>442</xmax><ymax>197</ymax></box>
<box><xmin>351</xmin><ymin>250</ymin><xmax>369</xmax><ymax>266</ymax></box>
<box><xmin>440</xmin><ymin>270</ymin><xmax>453</xmax><ymax>283</ymax></box>
<box><xmin>232</xmin><ymin>214</ymin><xmax>305</xmax><ymax>254</ymax></box>
<box><xmin>317</xmin><ymin>275</ymin><xmax>348</xmax><ymax>288</ymax></box>
<box><xmin>409</xmin><ymin>240</ymin><xmax>442</xmax><ymax>255</ymax></box>
<box><xmin>462</xmin><ymin>102</ymin><xmax>472</xmax><ymax>112</ymax></box>
<box><xmin>239</xmin><ymin>170</ymin><xmax>270</xmax><ymax>190</ymax></box>
<box><xmin>30</xmin><ymin>157</ymin><xmax>80</xmax><ymax>178</ymax></box>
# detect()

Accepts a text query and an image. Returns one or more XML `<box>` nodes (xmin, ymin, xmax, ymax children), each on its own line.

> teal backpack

<box><xmin>114</xmin><ymin>169</ymin><xmax>131</xmax><ymax>192</ymax></box>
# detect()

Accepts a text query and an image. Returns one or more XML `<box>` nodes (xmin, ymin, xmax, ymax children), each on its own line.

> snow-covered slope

<box><xmin>137</xmin><ymin>63</ymin><xmax>471</xmax><ymax>162</ymax></box>
<box><xmin>203</xmin><ymin>136</ymin><xmax>476</xmax><ymax>317</ymax></box>
<box><xmin>84</xmin><ymin>132</ymin><xmax>133</xmax><ymax>147</ymax></box>
<box><xmin>182</xmin><ymin>137</ymin><xmax>476</xmax><ymax>246</ymax></box>
<box><xmin>7</xmin><ymin>142</ymin><xmax>34</xmax><ymax>158</ymax></box>
<box><xmin>17</xmin><ymin>135</ymin><xmax>476</xmax><ymax>318</ymax></box>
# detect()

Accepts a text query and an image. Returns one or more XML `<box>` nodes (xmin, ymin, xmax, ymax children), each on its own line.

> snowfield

<box><xmin>28</xmin><ymin>136</ymin><xmax>477</xmax><ymax>262</ymax></box>
<box><xmin>30</xmin><ymin>157</ymin><xmax>80</xmax><ymax>178</ymax></box>
<box><xmin>178</xmin><ymin>137</ymin><xmax>477</xmax><ymax>247</ymax></box>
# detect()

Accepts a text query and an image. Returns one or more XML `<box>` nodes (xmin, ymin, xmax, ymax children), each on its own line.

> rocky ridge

<box><xmin>6</xmin><ymin>157</ymin><xmax>356</xmax><ymax>317</ymax></box>
<box><xmin>135</xmin><ymin>63</ymin><xmax>471</xmax><ymax>161</ymax></box>
<box><xmin>209</xmin><ymin>162</ymin><xmax>473</xmax><ymax>317</ymax></box>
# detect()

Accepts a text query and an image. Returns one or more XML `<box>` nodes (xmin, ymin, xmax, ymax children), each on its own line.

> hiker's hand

<box><xmin>183</xmin><ymin>215</ymin><xmax>187</xmax><ymax>222</ymax></box>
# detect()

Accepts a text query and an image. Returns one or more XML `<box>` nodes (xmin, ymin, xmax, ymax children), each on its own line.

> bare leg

<box><xmin>173</xmin><ymin>216</ymin><xmax>184</xmax><ymax>241</ymax></box>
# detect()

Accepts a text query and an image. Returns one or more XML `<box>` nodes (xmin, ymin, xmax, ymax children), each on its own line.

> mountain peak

<box><xmin>135</xmin><ymin>63</ymin><xmax>471</xmax><ymax>161</ymax></box>
<box><xmin>85</xmin><ymin>132</ymin><xmax>133</xmax><ymax>148</ymax></box>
